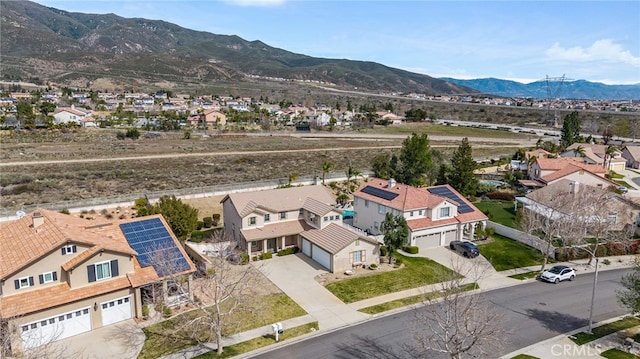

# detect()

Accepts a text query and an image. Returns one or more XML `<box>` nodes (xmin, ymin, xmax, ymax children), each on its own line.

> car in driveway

<box><xmin>449</xmin><ymin>240</ymin><xmax>480</xmax><ymax>258</ymax></box>
<box><xmin>540</xmin><ymin>265</ymin><xmax>576</xmax><ymax>284</ymax></box>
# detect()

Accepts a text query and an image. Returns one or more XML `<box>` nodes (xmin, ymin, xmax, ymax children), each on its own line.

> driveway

<box><xmin>253</xmin><ymin>253</ymin><xmax>368</xmax><ymax>331</ymax></box>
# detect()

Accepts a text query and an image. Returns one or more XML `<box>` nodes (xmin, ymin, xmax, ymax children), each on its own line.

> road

<box><xmin>252</xmin><ymin>268</ymin><xmax>630</xmax><ymax>359</ymax></box>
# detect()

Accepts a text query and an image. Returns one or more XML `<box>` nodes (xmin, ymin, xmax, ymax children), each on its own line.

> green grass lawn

<box><xmin>359</xmin><ymin>283</ymin><xmax>478</xmax><ymax>314</ymax></box>
<box><xmin>325</xmin><ymin>254</ymin><xmax>458</xmax><ymax>303</ymax></box>
<box><xmin>477</xmin><ymin>234</ymin><xmax>548</xmax><ymax>271</ymax></box>
<box><xmin>601</xmin><ymin>348</ymin><xmax>640</xmax><ymax>359</ymax></box>
<box><xmin>138</xmin><ymin>294</ymin><xmax>307</xmax><ymax>359</ymax></box>
<box><xmin>474</xmin><ymin>201</ymin><xmax>517</xmax><ymax>228</ymax></box>
<box><xmin>570</xmin><ymin>316</ymin><xmax>640</xmax><ymax>345</ymax></box>
<box><xmin>510</xmin><ymin>355</ymin><xmax>540</xmax><ymax>359</ymax></box>
<box><xmin>508</xmin><ymin>271</ymin><xmax>540</xmax><ymax>280</ymax></box>
<box><xmin>194</xmin><ymin>322</ymin><xmax>319</xmax><ymax>358</ymax></box>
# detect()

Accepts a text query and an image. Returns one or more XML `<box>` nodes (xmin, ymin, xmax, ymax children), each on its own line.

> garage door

<box><xmin>311</xmin><ymin>244</ymin><xmax>331</xmax><ymax>271</ymax></box>
<box><xmin>21</xmin><ymin>307</ymin><xmax>91</xmax><ymax>349</ymax></box>
<box><xmin>101</xmin><ymin>296</ymin><xmax>132</xmax><ymax>326</ymax></box>
<box><xmin>302</xmin><ymin>238</ymin><xmax>311</xmax><ymax>256</ymax></box>
<box><xmin>416</xmin><ymin>233</ymin><xmax>440</xmax><ymax>250</ymax></box>
<box><xmin>443</xmin><ymin>230</ymin><xmax>458</xmax><ymax>246</ymax></box>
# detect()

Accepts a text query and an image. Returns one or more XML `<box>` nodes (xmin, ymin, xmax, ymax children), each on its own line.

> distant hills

<box><xmin>440</xmin><ymin>78</ymin><xmax>640</xmax><ymax>101</ymax></box>
<box><xmin>0</xmin><ymin>1</ymin><xmax>636</xmax><ymax>100</ymax></box>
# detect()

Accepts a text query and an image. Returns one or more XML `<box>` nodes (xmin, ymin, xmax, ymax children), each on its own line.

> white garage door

<box><xmin>311</xmin><ymin>244</ymin><xmax>331</xmax><ymax>271</ymax></box>
<box><xmin>302</xmin><ymin>238</ymin><xmax>311</xmax><ymax>256</ymax></box>
<box><xmin>21</xmin><ymin>307</ymin><xmax>91</xmax><ymax>349</ymax></box>
<box><xmin>101</xmin><ymin>296</ymin><xmax>132</xmax><ymax>326</ymax></box>
<box><xmin>444</xmin><ymin>230</ymin><xmax>458</xmax><ymax>246</ymax></box>
<box><xmin>416</xmin><ymin>233</ymin><xmax>440</xmax><ymax>250</ymax></box>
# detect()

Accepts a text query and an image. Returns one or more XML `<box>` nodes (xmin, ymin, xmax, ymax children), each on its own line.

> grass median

<box><xmin>570</xmin><ymin>316</ymin><xmax>640</xmax><ymax>345</ymax></box>
<box><xmin>359</xmin><ymin>283</ymin><xmax>478</xmax><ymax>314</ymax></box>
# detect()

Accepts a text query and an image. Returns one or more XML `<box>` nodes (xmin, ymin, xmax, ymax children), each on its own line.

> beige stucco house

<box><xmin>352</xmin><ymin>178</ymin><xmax>488</xmax><ymax>251</ymax></box>
<box><xmin>528</xmin><ymin>157</ymin><xmax>612</xmax><ymax>186</ymax></box>
<box><xmin>561</xmin><ymin>143</ymin><xmax>626</xmax><ymax>172</ymax></box>
<box><xmin>221</xmin><ymin>185</ymin><xmax>380</xmax><ymax>272</ymax></box>
<box><xmin>0</xmin><ymin>210</ymin><xmax>195</xmax><ymax>355</ymax></box>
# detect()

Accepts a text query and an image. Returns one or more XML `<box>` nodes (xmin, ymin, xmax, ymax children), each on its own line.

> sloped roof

<box><xmin>540</xmin><ymin>163</ymin><xmax>612</xmax><ymax>184</ymax></box>
<box><xmin>241</xmin><ymin>219</ymin><xmax>313</xmax><ymax>241</ymax></box>
<box><xmin>354</xmin><ymin>179</ymin><xmax>447</xmax><ymax>212</ymax></box>
<box><xmin>302</xmin><ymin>197</ymin><xmax>335</xmax><ymax>216</ymax></box>
<box><xmin>222</xmin><ymin>185</ymin><xmax>336</xmax><ymax>218</ymax></box>
<box><xmin>301</xmin><ymin>223</ymin><xmax>375</xmax><ymax>254</ymax></box>
<box><xmin>623</xmin><ymin>145</ymin><xmax>640</xmax><ymax>161</ymax></box>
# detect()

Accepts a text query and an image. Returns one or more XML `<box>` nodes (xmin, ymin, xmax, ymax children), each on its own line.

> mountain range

<box><xmin>1</xmin><ymin>1</ymin><xmax>637</xmax><ymax>100</ymax></box>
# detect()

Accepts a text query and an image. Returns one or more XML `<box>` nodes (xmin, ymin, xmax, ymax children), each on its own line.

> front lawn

<box><xmin>601</xmin><ymin>348</ymin><xmax>640</xmax><ymax>359</ymax></box>
<box><xmin>359</xmin><ymin>283</ymin><xmax>477</xmax><ymax>314</ymax></box>
<box><xmin>508</xmin><ymin>271</ymin><xmax>540</xmax><ymax>280</ymax></box>
<box><xmin>474</xmin><ymin>201</ymin><xmax>517</xmax><ymax>228</ymax></box>
<box><xmin>477</xmin><ymin>234</ymin><xmax>548</xmax><ymax>271</ymax></box>
<box><xmin>138</xmin><ymin>294</ymin><xmax>307</xmax><ymax>359</ymax></box>
<box><xmin>325</xmin><ymin>254</ymin><xmax>458</xmax><ymax>303</ymax></box>
<box><xmin>570</xmin><ymin>316</ymin><xmax>640</xmax><ymax>345</ymax></box>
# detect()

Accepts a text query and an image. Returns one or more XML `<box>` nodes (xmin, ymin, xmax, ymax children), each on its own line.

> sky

<box><xmin>34</xmin><ymin>0</ymin><xmax>640</xmax><ymax>85</ymax></box>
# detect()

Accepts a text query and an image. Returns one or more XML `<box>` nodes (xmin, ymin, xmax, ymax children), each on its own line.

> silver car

<box><xmin>540</xmin><ymin>265</ymin><xmax>576</xmax><ymax>284</ymax></box>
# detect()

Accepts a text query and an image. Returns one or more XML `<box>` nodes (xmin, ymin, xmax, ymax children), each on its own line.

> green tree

<box><xmin>448</xmin><ymin>137</ymin><xmax>478</xmax><ymax>197</ymax></box>
<box><xmin>371</xmin><ymin>154</ymin><xmax>396</xmax><ymax>179</ymax></box>
<box><xmin>398</xmin><ymin>133</ymin><xmax>435</xmax><ymax>187</ymax></box>
<box><xmin>560</xmin><ymin>111</ymin><xmax>582</xmax><ymax>149</ymax></box>
<box><xmin>322</xmin><ymin>161</ymin><xmax>335</xmax><ymax>184</ymax></box>
<box><xmin>404</xmin><ymin>108</ymin><xmax>428</xmax><ymax>122</ymax></box>
<box><xmin>435</xmin><ymin>163</ymin><xmax>450</xmax><ymax>185</ymax></box>
<box><xmin>16</xmin><ymin>99</ymin><xmax>35</xmax><ymax>128</ymax></box>
<box><xmin>145</xmin><ymin>196</ymin><xmax>199</xmax><ymax>241</ymax></box>
<box><xmin>380</xmin><ymin>213</ymin><xmax>409</xmax><ymax>264</ymax></box>
<box><xmin>39</xmin><ymin>102</ymin><xmax>56</xmax><ymax>116</ymax></box>
<box><xmin>617</xmin><ymin>258</ymin><xmax>640</xmax><ymax>314</ymax></box>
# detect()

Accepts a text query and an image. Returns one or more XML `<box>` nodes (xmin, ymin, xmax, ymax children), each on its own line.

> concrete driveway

<box><xmin>253</xmin><ymin>253</ymin><xmax>368</xmax><ymax>331</ymax></box>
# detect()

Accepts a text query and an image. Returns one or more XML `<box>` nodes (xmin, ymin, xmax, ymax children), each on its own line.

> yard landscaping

<box><xmin>474</xmin><ymin>200</ymin><xmax>517</xmax><ymax>228</ymax></box>
<box><xmin>477</xmin><ymin>234</ymin><xmax>548</xmax><ymax>271</ymax></box>
<box><xmin>508</xmin><ymin>271</ymin><xmax>540</xmax><ymax>280</ymax></box>
<box><xmin>138</xmin><ymin>294</ymin><xmax>306</xmax><ymax>359</ymax></box>
<box><xmin>569</xmin><ymin>316</ymin><xmax>640</xmax><ymax>346</ymax></box>
<box><xmin>325</xmin><ymin>254</ymin><xmax>458</xmax><ymax>303</ymax></box>
<box><xmin>601</xmin><ymin>348</ymin><xmax>640</xmax><ymax>359</ymax></box>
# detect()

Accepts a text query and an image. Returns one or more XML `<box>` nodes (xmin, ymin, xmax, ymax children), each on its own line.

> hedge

<box><xmin>277</xmin><ymin>247</ymin><xmax>299</xmax><ymax>256</ymax></box>
<box><xmin>404</xmin><ymin>246</ymin><xmax>419</xmax><ymax>254</ymax></box>
<box><xmin>486</xmin><ymin>191</ymin><xmax>516</xmax><ymax>201</ymax></box>
<box><xmin>190</xmin><ymin>231</ymin><xmax>205</xmax><ymax>243</ymax></box>
<box><xmin>554</xmin><ymin>240</ymin><xmax>640</xmax><ymax>261</ymax></box>
<box><xmin>259</xmin><ymin>252</ymin><xmax>273</xmax><ymax>260</ymax></box>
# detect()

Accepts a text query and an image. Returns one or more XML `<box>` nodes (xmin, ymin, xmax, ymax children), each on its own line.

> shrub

<box><xmin>486</xmin><ymin>191</ymin><xmax>516</xmax><ymax>201</ymax></box>
<box><xmin>59</xmin><ymin>208</ymin><xmax>70</xmax><ymax>215</ymax></box>
<box><xmin>369</xmin><ymin>263</ymin><xmax>378</xmax><ymax>269</ymax></box>
<box><xmin>212</xmin><ymin>213</ymin><xmax>221</xmax><ymax>226</ymax></box>
<box><xmin>203</xmin><ymin>217</ymin><xmax>213</xmax><ymax>228</ymax></box>
<box><xmin>394</xmin><ymin>257</ymin><xmax>403</xmax><ymax>266</ymax></box>
<box><xmin>240</xmin><ymin>252</ymin><xmax>250</xmax><ymax>264</ymax></box>
<box><xmin>252</xmin><ymin>256</ymin><xmax>258</xmax><ymax>262</ymax></box>
<box><xmin>277</xmin><ymin>247</ymin><xmax>298</xmax><ymax>256</ymax></box>
<box><xmin>380</xmin><ymin>246</ymin><xmax>388</xmax><ymax>257</ymax></box>
<box><xmin>116</xmin><ymin>131</ymin><xmax>126</xmax><ymax>140</ymax></box>
<box><xmin>404</xmin><ymin>246</ymin><xmax>419</xmax><ymax>254</ymax></box>
<box><xmin>126</xmin><ymin>128</ymin><xmax>140</xmax><ymax>139</ymax></box>
<box><xmin>196</xmin><ymin>221</ymin><xmax>204</xmax><ymax>230</ymax></box>
<box><xmin>602</xmin><ymin>259</ymin><xmax>611</xmax><ymax>265</ymax></box>
<box><xmin>141</xmin><ymin>304</ymin><xmax>149</xmax><ymax>319</ymax></box>
<box><xmin>260</xmin><ymin>252</ymin><xmax>273</xmax><ymax>260</ymax></box>
<box><xmin>190</xmin><ymin>231</ymin><xmax>204</xmax><ymax>243</ymax></box>
<box><xmin>162</xmin><ymin>306</ymin><xmax>172</xmax><ymax>318</ymax></box>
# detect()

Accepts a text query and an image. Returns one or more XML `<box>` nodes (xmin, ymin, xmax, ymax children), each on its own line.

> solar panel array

<box><xmin>361</xmin><ymin>185</ymin><xmax>400</xmax><ymax>201</ymax></box>
<box><xmin>427</xmin><ymin>187</ymin><xmax>474</xmax><ymax>214</ymax></box>
<box><xmin>120</xmin><ymin>218</ymin><xmax>190</xmax><ymax>277</ymax></box>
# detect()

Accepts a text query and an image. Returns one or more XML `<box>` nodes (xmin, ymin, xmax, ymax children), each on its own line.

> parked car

<box><xmin>619</xmin><ymin>186</ymin><xmax>629</xmax><ymax>194</ymax></box>
<box><xmin>540</xmin><ymin>265</ymin><xmax>576</xmax><ymax>284</ymax></box>
<box><xmin>449</xmin><ymin>240</ymin><xmax>480</xmax><ymax>258</ymax></box>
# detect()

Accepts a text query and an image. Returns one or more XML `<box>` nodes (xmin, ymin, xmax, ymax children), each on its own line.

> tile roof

<box><xmin>534</xmin><ymin>157</ymin><xmax>583</xmax><ymax>170</ymax></box>
<box><xmin>540</xmin><ymin>163</ymin><xmax>611</xmax><ymax>184</ymax></box>
<box><xmin>301</xmin><ymin>223</ymin><xmax>375</xmax><ymax>254</ymax></box>
<box><xmin>241</xmin><ymin>220</ymin><xmax>313</xmax><ymax>241</ymax></box>
<box><xmin>355</xmin><ymin>178</ymin><xmax>447</xmax><ymax>211</ymax></box>
<box><xmin>623</xmin><ymin>145</ymin><xmax>640</xmax><ymax>160</ymax></box>
<box><xmin>223</xmin><ymin>185</ymin><xmax>335</xmax><ymax>218</ymax></box>
<box><xmin>302</xmin><ymin>197</ymin><xmax>334</xmax><ymax>216</ymax></box>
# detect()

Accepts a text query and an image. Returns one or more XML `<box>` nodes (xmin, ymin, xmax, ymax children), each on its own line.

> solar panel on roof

<box><xmin>361</xmin><ymin>185</ymin><xmax>399</xmax><ymax>201</ymax></box>
<box><xmin>428</xmin><ymin>187</ymin><xmax>474</xmax><ymax>214</ymax></box>
<box><xmin>120</xmin><ymin>218</ymin><xmax>190</xmax><ymax>277</ymax></box>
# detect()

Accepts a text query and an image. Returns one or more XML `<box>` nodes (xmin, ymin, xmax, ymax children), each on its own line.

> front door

<box><xmin>267</xmin><ymin>238</ymin><xmax>276</xmax><ymax>253</ymax></box>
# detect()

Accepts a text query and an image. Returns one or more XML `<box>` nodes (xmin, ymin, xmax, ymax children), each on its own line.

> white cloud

<box><xmin>222</xmin><ymin>0</ymin><xmax>285</xmax><ymax>6</ymax></box>
<box><xmin>545</xmin><ymin>39</ymin><xmax>640</xmax><ymax>67</ymax></box>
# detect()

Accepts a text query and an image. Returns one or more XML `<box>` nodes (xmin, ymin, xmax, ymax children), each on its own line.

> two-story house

<box><xmin>529</xmin><ymin>157</ymin><xmax>615</xmax><ymax>188</ymax></box>
<box><xmin>221</xmin><ymin>185</ymin><xmax>380</xmax><ymax>272</ymax></box>
<box><xmin>352</xmin><ymin>178</ymin><xmax>488</xmax><ymax>250</ymax></box>
<box><xmin>52</xmin><ymin>105</ymin><xmax>91</xmax><ymax>126</ymax></box>
<box><xmin>0</xmin><ymin>210</ymin><xmax>195</xmax><ymax>356</ymax></box>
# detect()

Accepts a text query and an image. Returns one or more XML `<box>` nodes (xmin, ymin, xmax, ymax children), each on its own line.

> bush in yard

<box><xmin>196</xmin><ymin>221</ymin><xmax>204</xmax><ymax>230</ymax></box>
<box><xmin>260</xmin><ymin>252</ymin><xmax>273</xmax><ymax>260</ymax></box>
<box><xmin>116</xmin><ymin>131</ymin><xmax>126</xmax><ymax>140</ymax></box>
<box><xmin>240</xmin><ymin>252</ymin><xmax>250</xmax><ymax>264</ymax></box>
<box><xmin>190</xmin><ymin>231</ymin><xmax>204</xmax><ymax>243</ymax></box>
<box><xmin>277</xmin><ymin>247</ymin><xmax>298</xmax><ymax>256</ymax></box>
<box><xmin>486</xmin><ymin>192</ymin><xmax>515</xmax><ymax>201</ymax></box>
<box><xmin>404</xmin><ymin>246</ymin><xmax>419</xmax><ymax>254</ymax></box>
<box><xmin>380</xmin><ymin>245</ymin><xmax>388</xmax><ymax>257</ymax></box>
<box><xmin>369</xmin><ymin>263</ymin><xmax>378</xmax><ymax>270</ymax></box>
<box><xmin>203</xmin><ymin>217</ymin><xmax>213</xmax><ymax>228</ymax></box>
<box><xmin>212</xmin><ymin>213</ymin><xmax>221</xmax><ymax>226</ymax></box>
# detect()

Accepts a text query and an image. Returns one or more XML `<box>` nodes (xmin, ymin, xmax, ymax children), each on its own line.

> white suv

<box><xmin>540</xmin><ymin>265</ymin><xmax>576</xmax><ymax>284</ymax></box>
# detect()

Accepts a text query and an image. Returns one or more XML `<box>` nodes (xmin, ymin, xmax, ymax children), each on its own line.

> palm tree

<box><xmin>604</xmin><ymin>145</ymin><xmax>617</xmax><ymax>170</ymax></box>
<box><xmin>322</xmin><ymin>161</ymin><xmax>335</xmax><ymax>184</ymax></box>
<box><xmin>574</xmin><ymin>145</ymin><xmax>586</xmax><ymax>159</ymax></box>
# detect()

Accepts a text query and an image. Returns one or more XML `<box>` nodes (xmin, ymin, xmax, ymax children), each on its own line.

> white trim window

<box><xmin>249</xmin><ymin>216</ymin><xmax>257</xmax><ymax>225</ymax></box>
<box><xmin>378</xmin><ymin>204</ymin><xmax>385</xmax><ymax>214</ymax></box>
<box><xmin>39</xmin><ymin>271</ymin><xmax>58</xmax><ymax>284</ymax></box>
<box><xmin>15</xmin><ymin>276</ymin><xmax>34</xmax><ymax>289</ymax></box>
<box><xmin>264</xmin><ymin>214</ymin><xmax>270</xmax><ymax>223</ymax></box>
<box><xmin>61</xmin><ymin>244</ymin><xmax>77</xmax><ymax>255</ymax></box>
<box><xmin>95</xmin><ymin>261</ymin><xmax>111</xmax><ymax>280</ymax></box>
<box><xmin>440</xmin><ymin>207</ymin><xmax>450</xmax><ymax>218</ymax></box>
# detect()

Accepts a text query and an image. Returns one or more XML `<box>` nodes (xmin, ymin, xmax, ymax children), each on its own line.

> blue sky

<box><xmin>35</xmin><ymin>1</ymin><xmax>640</xmax><ymax>85</ymax></box>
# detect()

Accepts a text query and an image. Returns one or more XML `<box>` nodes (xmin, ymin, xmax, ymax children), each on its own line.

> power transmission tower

<box><xmin>544</xmin><ymin>74</ymin><xmax>573</xmax><ymax>126</ymax></box>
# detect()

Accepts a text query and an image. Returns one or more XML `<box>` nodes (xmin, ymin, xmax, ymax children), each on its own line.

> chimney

<box><xmin>32</xmin><ymin>212</ymin><xmax>44</xmax><ymax>228</ymax></box>
<box><xmin>569</xmin><ymin>181</ymin><xmax>579</xmax><ymax>194</ymax></box>
<box><xmin>388</xmin><ymin>178</ymin><xmax>397</xmax><ymax>188</ymax></box>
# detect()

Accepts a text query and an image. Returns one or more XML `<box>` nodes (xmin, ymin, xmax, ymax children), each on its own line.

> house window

<box><xmin>609</xmin><ymin>212</ymin><xmax>618</xmax><ymax>224</ymax></box>
<box><xmin>324</xmin><ymin>216</ymin><xmax>329</xmax><ymax>221</ymax></box>
<box><xmin>280</xmin><ymin>212</ymin><xmax>286</xmax><ymax>220</ymax></box>
<box><xmin>364</xmin><ymin>200</ymin><xmax>369</xmax><ymax>208</ymax></box>
<box><xmin>249</xmin><ymin>216</ymin><xmax>256</xmax><ymax>225</ymax></box>
<box><xmin>330</xmin><ymin>215</ymin><xmax>335</xmax><ymax>220</ymax></box>
<box><xmin>353</xmin><ymin>250</ymin><xmax>362</xmax><ymax>263</ymax></box>
<box><xmin>356</xmin><ymin>239</ymin><xmax>360</xmax><ymax>246</ymax></box>
<box><xmin>378</xmin><ymin>204</ymin><xmax>385</xmax><ymax>214</ymax></box>
<box><xmin>87</xmin><ymin>259</ymin><xmax>119</xmax><ymax>282</ymax></box>
<box><xmin>61</xmin><ymin>244</ymin><xmax>77</xmax><ymax>255</ymax></box>
<box><xmin>419</xmin><ymin>210</ymin><xmax>423</xmax><ymax>216</ymax></box>
<box><xmin>440</xmin><ymin>207</ymin><xmax>450</xmax><ymax>218</ymax></box>
<box><xmin>264</xmin><ymin>214</ymin><xmax>270</xmax><ymax>222</ymax></box>
<box><xmin>299</xmin><ymin>209</ymin><xmax>304</xmax><ymax>216</ymax></box>
<box><xmin>15</xmin><ymin>276</ymin><xmax>34</xmax><ymax>289</ymax></box>
<box><xmin>410</xmin><ymin>211</ymin><xmax>414</xmax><ymax>217</ymax></box>
<box><xmin>39</xmin><ymin>271</ymin><xmax>58</xmax><ymax>284</ymax></box>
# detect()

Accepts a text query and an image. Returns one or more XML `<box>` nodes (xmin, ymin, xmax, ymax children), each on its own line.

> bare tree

<box><xmin>407</xmin><ymin>259</ymin><xmax>508</xmax><ymax>359</ymax></box>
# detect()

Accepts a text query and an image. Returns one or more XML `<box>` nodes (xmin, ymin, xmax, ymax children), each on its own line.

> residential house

<box><xmin>352</xmin><ymin>178</ymin><xmax>488</xmax><ymax>250</ymax></box>
<box><xmin>375</xmin><ymin>111</ymin><xmax>404</xmax><ymax>125</ymax></box>
<box><xmin>561</xmin><ymin>143</ymin><xmax>626</xmax><ymax>172</ymax></box>
<box><xmin>528</xmin><ymin>157</ymin><xmax>612</xmax><ymax>187</ymax></box>
<box><xmin>621</xmin><ymin>145</ymin><xmax>640</xmax><ymax>169</ymax></box>
<box><xmin>52</xmin><ymin>105</ymin><xmax>91</xmax><ymax>126</ymax></box>
<box><xmin>221</xmin><ymin>185</ymin><xmax>380</xmax><ymax>272</ymax></box>
<box><xmin>198</xmin><ymin>109</ymin><xmax>227</xmax><ymax>127</ymax></box>
<box><xmin>0</xmin><ymin>210</ymin><xmax>195</xmax><ymax>355</ymax></box>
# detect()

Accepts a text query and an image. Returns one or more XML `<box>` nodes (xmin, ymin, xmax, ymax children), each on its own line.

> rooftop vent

<box><xmin>32</xmin><ymin>212</ymin><xmax>44</xmax><ymax>228</ymax></box>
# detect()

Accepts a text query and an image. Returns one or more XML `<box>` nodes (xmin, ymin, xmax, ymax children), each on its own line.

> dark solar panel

<box><xmin>120</xmin><ymin>218</ymin><xmax>190</xmax><ymax>277</ymax></box>
<box><xmin>428</xmin><ymin>187</ymin><xmax>474</xmax><ymax>214</ymax></box>
<box><xmin>361</xmin><ymin>185</ymin><xmax>400</xmax><ymax>200</ymax></box>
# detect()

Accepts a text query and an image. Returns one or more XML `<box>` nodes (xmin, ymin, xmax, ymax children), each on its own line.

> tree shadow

<box><xmin>333</xmin><ymin>335</ymin><xmax>423</xmax><ymax>359</ymax></box>
<box><xmin>525</xmin><ymin>308</ymin><xmax>588</xmax><ymax>333</ymax></box>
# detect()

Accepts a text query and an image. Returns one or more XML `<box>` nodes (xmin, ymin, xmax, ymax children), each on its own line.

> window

<box><xmin>378</xmin><ymin>204</ymin><xmax>385</xmax><ymax>214</ymax></box>
<box><xmin>299</xmin><ymin>209</ymin><xmax>304</xmax><ymax>216</ymax></box>
<box><xmin>87</xmin><ymin>259</ymin><xmax>118</xmax><ymax>282</ymax></box>
<box><xmin>280</xmin><ymin>212</ymin><xmax>287</xmax><ymax>220</ymax></box>
<box><xmin>609</xmin><ymin>212</ymin><xmax>618</xmax><ymax>224</ymax></box>
<box><xmin>14</xmin><ymin>276</ymin><xmax>34</xmax><ymax>289</ymax></box>
<box><xmin>364</xmin><ymin>200</ymin><xmax>369</xmax><ymax>208</ymax></box>
<box><xmin>264</xmin><ymin>214</ymin><xmax>270</xmax><ymax>222</ymax></box>
<box><xmin>410</xmin><ymin>211</ymin><xmax>414</xmax><ymax>217</ymax></box>
<box><xmin>440</xmin><ymin>207</ymin><xmax>450</xmax><ymax>218</ymax></box>
<box><xmin>324</xmin><ymin>216</ymin><xmax>329</xmax><ymax>221</ymax></box>
<box><xmin>39</xmin><ymin>271</ymin><xmax>57</xmax><ymax>284</ymax></box>
<box><xmin>61</xmin><ymin>244</ymin><xmax>77</xmax><ymax>255</ymax></box>
<box><xmin>355</xmin><ymin>239</ymin><xmax>360</xmax><ymax>246</ymax></box>
<box><xmin>249</xmin><ymin>216</ymin><xmax>256</xmax><ymax>225</ymax></box>
<box><xmin>419</xmin><ymin>210</ymin><xmax>423</xmax><ymax>216</ymax></box>
<box><xmin>330</xmin><ymin>215</ymin><xmax>335</xmax><ymax>220</ymax></box>
<box><xmin>353</xmin><ymin>250</ymin><xmax>362</xmax><ymax>263</ymax></box>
